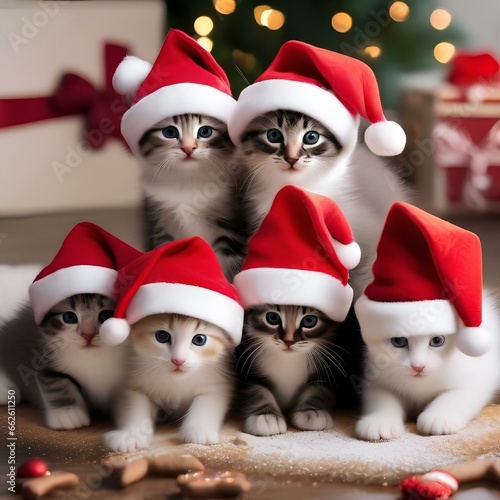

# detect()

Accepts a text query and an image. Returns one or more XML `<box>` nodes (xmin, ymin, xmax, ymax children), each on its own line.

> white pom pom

<box><xmin>112</xmin><ymin>55</ymin><xmax>152</xmax><ymax>97</ymax></box>
<box><xmin>456</xmin><ymin>326</ymin><xmax>492</xmax><ymax>357</ymax></box>
<box><xmin>364</xmin><ymin>121</ymin><xmax>406</xmax><ymax>156</ymax></box>
<box><xmin>99</xmin><ymin>317</ymin><xmax>130</xmax><ymax>346</ymax></box>
<box><xmin>333</xmin><ymin>240</ymin><xmax>361</xmax><ymax>270</ymax></box>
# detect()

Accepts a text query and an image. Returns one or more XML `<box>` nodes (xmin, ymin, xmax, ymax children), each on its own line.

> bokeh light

<box><xmin>197</xmin><ymin>36</ymin><xmax>214</xmax><ymax>53</ymax></box>
<box><xmin>389</xmin><ymin>2</ymin><xmax>410</xmax><ymax>22</ymax></box>
<box><xmin>331</xmin><ymin>12</ymin><xmax>353</xmax><ymax>33</ymax></box>
<box><xmin>430</xmin><ymin>9</ymin><xmax>452</xmax><ymax>30</ymax></box>
<box><xmin>194</xmin><ymin>16</ymin><xmax>214</xmax><ymax>37</ymax></box>
<box><xmin>363</xmin><ymin>46</ymin><xmax>382</xmax><ymax>59</ymax></box>
<box><xmin>213</xmin><ymin>0</ymin><xmax>236</xmax><ymax>15</ymax></box>
<box><xmin>434</xmin><ymin>42</ymin><xmax>455</xmax><ymax>63</ymax></box>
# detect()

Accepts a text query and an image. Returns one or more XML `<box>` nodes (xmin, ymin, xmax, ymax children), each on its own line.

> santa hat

<box><xmin>99</xmin><ymin>236</ymin><xmax>244</xmax><ymax>346</ymax></box>
<box><xmin>112</xmin><ymin>29</ymin><xmax>236</xmax><ymax>154</ymax></box>
<box><xmin>354</xmin><ymin>202</ymin><xmax>492</xmax><ymax>357</ymax></box>
<box><xmin>228</xmin><ymin>40</ymin><xmax>406</xmax><ymax>157</ymax></box>
<box><xmin>29</xmin><ymin>222</ymin><xmax>141</xmax><ymax>325</ymax></box>
<box><xmin>233</xmin><ymin>185</ymin><xmax>361</xmax><ymax>322</ymax></box>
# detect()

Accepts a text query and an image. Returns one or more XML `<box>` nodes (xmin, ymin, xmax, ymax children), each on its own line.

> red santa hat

<box><xmin>29</xmin><ymin>222</ymin><xmax>141</xmax><ymax>325</ymax></box>
<box><xmin>233</xmin><ymin>185</ymin><xmax>360</xmax><ymax>322</ymax></box>
<box><xmin>228</xmin><ymin>40</ymin><xmax>406</xmax><ymax>157</ymax></box>
<box><xmin>112</xmin><ymin>28</ymin><xmax>236</xmax><ymax>154</ymax></box>
<box><xmin>354</xmin><ymin>202</ymin><xmax>492</xmax><ymax>357</ymax></box>
<box><xmin>99</xmin><ymin>236</ymin><xmax>244</xmax><ymax>346</ymax></box>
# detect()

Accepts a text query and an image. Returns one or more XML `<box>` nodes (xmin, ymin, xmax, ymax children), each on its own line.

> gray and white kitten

<box><xmin>234</xmin><ymin>110</ymin><xmax>409</xmax><ymax>296</ymax></box>
<box><xmin>104</xmin><ymin>313</ymin><xmax>236</xmax><ymax>452</ymax></box>
<box><xmin>235</xmin><ymin>304</ymin><xmax>362</xmax><ymax>436</ymax></box>
<box><xmin>138</xmin><ymin>113</ymin><xmax>247</xmax><ymax>280</ymax></box>
<box><xmin>355</xmin><ymin>293</ymin><xmax>500</xmax><ymax>441</ymax></box>
<box><xmin>0</xmin><ymin>294</ymin><xmax>127</xmax><ymax>430</ymax></box>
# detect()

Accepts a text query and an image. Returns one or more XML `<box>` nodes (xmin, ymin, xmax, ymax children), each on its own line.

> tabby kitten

<box><xmin>355</xmin><ymin>294</ymin><xmax>500</xmax><ymax>441</ymax></box>
<box><xmin>104</xmin><ymin>313</ymin><xmax>236</xmax><ymax>452</ymax></box>
<box><xmin>0</xmin><ymin>294</ymin><xmax>126</xmax><ymax>430</ymax></box>
<box><xmin>234</xmin><ymin>110</ymin><xmax>408</xmax><ymax>295</ymax></box>
<box><xmin>235</xmin><ymin>304</ymin><xmax>362</xmax><ymax>436</ymax></box>
<box><xmin>138</xmin><ymin>113</ymin><xmax>247</xmax><ymax>280</ymax></box>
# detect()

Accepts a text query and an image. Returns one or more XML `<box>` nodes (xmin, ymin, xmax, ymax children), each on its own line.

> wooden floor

<box><xmin>1</xmin><ymin>207</ymin><xmax>499</xmax><ymax>499</ymax></box>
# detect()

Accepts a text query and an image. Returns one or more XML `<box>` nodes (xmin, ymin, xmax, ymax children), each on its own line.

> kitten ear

<box><xmin>112</xmin><ymin>56</ymin><xmax>152</xmax><ymax>97</ymax></box>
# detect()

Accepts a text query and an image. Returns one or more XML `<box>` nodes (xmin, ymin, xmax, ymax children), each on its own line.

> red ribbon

<box><xmin>0</xmin><ymin>43</ymin><xmax>129</xmax><ymax>149</ymax></box>
<box><xmin>448</xmin><ymin>52</ymin><xmax>500</xmax><ymax>87</ymax></box>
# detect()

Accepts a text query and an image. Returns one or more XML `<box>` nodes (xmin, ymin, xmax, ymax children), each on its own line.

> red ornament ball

<box><xmin>17</xmin><ymin>458</ymin><xmax>49</xmax><ymax>478</ymax></box>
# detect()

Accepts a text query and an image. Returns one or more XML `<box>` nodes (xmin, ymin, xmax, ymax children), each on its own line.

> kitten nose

<box><xmin>411</xmin><ymin>365</ymin><xmax>425</xmax><ymax>374</ymax></box>
<box><xmin>181</xmin><ymin>144</ymin><xmax>196</xmax><ymax>156</ymax></box>
<box><xmin>284</xmin><ymin>155</ymin><xmax>299</xmax><ymax>167</ymax></box>
<box><xmin>172</xmin><ymin>358</ymin><xmax>186</xmax><ymax>366</ymax></box>
<box><xmin>81</xmin><ymin>332</ymin><xmax>95</xmax><ymax>343</ymax></box>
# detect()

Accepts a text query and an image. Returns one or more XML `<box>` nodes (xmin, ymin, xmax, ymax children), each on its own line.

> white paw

<box><xmin>355</xmin><ymin>414</ymin><xmax>405</xmax><ymax>441</ymax></box>
<box><xmin>45</xmin><ymin>406</ymin><xmax>90</xmax><ymax>430</ymax></box>
<box><xmin>180</xmin><ymin>424</ymin><xmax>220</xmax><ymax>445</ymax></box>
<box><xmin>103</xmin><ymin>429</ymin><xmax>153</xmax><ymax>453</ymax></box>
<box><xmin>417</xmin><ymin>410</ymin><xmax>468</xmax><ymax>435</ymax></box>
<box><xmin>245</xmin><ymin>413</ymin><xmax>287</xmax><ymax>436</ymax></box>
<box><xmin>291</xmin><ymin>409</ymin><xmax>333</xmax><ymax>431</ymax></box>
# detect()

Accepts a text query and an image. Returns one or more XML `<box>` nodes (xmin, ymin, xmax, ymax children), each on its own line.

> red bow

<box><xmin>448</xmin><ymin>52</ymin><xmax>500</xmax><ymax>87</ymax></box>
<box><xmin>0</xmin><ymin>43</ymin><xmax>129</xmax><ymax>149</ymax></box>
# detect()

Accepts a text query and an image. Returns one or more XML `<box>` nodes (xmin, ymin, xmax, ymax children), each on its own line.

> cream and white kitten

<box><xmin>104</xmin><ymin>313</ymin><xmax>236</xmax><ymax>452</ymax></box>
<box><xmin>355</xmin><ymin>293</ymin><xmax>500</xmax><ymax>441</ymax></box>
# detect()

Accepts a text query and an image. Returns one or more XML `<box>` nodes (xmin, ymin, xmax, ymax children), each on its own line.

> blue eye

<box><xmin>155</xmin><ymin>330</ymin><xmax>171</xmax><ymax>343</ymax></box>
<box><xmin>62</xmin><ymin>312</ymin><xmax>78</xmax><ymax>324</ymax></box>
<box><xmin>192</xmin><ymin>334</ymin><xmax>207</xmax><ymax>346</ymax></box>
<box><xmin>430</xmin><ymin>336</ymin><xmax>445</xmax><ymax>347</ymax></box>
<box><xmin>391</xmin><ymin>337</ymin><xmax>408</xmax><ymax>349</ymax></box>
<box><xmin>300</xmin><ymin>315</ymin><xmax>318</xmax><ymax>329</ymax></box>
<box><xmin>98</xmin><ymin>310</ymin><xmax>114</xmax><ymax>324</ymax></box>
<box><xmin>197</xmin><ymin>126</ymin><xmax>213</xmax><ymax>139</ymax></box>
<box><xmin>162</xmin><ymin>126</ymin><xmax>179</xmax><ymax>139</ymax></box>
<box><xmin>265</xmin><ymin>312</ymin><xmax>281</xmax><ymax>326</ymax></box>
<box><xmin>266</xmin><ymin>129</ymin><xmax>283</xmax><ymax>143</ymax></box>
<box><xmin>303</xmin><ymin>131</ymin><xmax>320</xmax><ymax>145</ymax></box>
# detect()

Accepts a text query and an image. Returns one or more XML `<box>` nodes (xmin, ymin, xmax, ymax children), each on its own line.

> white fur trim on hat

<box><xmin>100</xmin><ymin>318</ymin><xmax>131</xmax><ymax>346</ymax></box>
<box><xmin>121</xmin><ymin>83</ymin><xmax>237</xmax><ymax>154</ymax></box>
<box><xmin>354</xmin><ymin>295</ymin><xmax>458</xmax><ymax>341</ymax></box>
<box><xmin>29</xmin><ymin>266</ymin><xmax>117</xmax><ymax>325</ymax></box>
<box><xmin>228</xmin><ymin>79</ymin><xmax>359</xmax><ymax>147</ymax></box>
<box><xmin>112</xmin><ymin>56</ymin><xmax>153</xmax><ymax>97</ymax></box>
<box><xmin>421</xmin><ymin>472</ymin><xmax>459</xmax><ymax>492</ymax></box>
<box><xmin>332</xmin><ymin>240</ymin><xmax>361</xmax><ymax>270</ymax></box>
<box><xmin>364</xmin><ymin>121</ymin><xmax>406</xmax><ymax>156</ymax></box>
<box><xmin>234</xmin><ymin>267</ymin><xmax>353</xmax><ymax>322</ymax></box>
<box><xmin>124</xmin><ymin>282</ymin><xmax>244</xmax><ymax>344</ymax></box>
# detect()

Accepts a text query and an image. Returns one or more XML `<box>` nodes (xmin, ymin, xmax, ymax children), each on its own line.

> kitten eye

<box><xmin>62</xmin><ymin>311</ymin><xmax>78</xmax><ymax>324</ymax></box>
<box><xmin>303</xmin><ymin>131</ymin><xmax>320</xmax><ymax>145</ymax></box>
<box><xmin>98</xmin><ymin>310</ymin><xmax>114</xmax><ymax>324</ymax></box>
<box><xmin>265</xmin><ymin>311</ymin><xmax>281</xmax><ymax>326</ymax></box>
<box><xmin>155</xmin><ymin>330</ymin><xmax>171</xmax><ymax>343</ymax></box>
<box><xmin>429</xmin><ymin>336</ymin><xmax>445</xmax><ymax>347</ymax></box>
<box><xmin>266</xmin><ymin>129</ymin><xmax>283</xmax><ymax>143</ymax></box>
<box><xmin>162</xmin><ymin>126</ymin><xmax>179</xmax><ymax>139</ymax></box>
<box><xmin>390</xmin><ymin>337</ymin><xmax>408</xmax><ymax>348</ymax></box>
<box><xmin>300</xmin><ymin>315</ymin><xmax>318</xmax><ymax>328</ymax></box>
<box><xmin>197</xmin><ymin>126</ymin><xmax>213</xmax><ymax>139</ymax></box>
<box><xmin>192</xmin><ymin>334</ymin><xmax>207</xmax><ymax>346</ymax></box>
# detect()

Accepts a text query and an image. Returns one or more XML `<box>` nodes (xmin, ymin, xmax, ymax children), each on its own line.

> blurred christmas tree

<box><xmin>165</xmin><ymin>0</ymin><xmax>464</xmax><ymax>107</ymax></box>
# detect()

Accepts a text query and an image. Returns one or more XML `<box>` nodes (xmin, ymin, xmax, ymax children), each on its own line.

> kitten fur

<box><xmin>235</xmin><ymin>304</ymin><xmax>363</xmax><ymax>436</ymax></box>
<box><xmin>139</xmin><ymin>114</ymin><xmax>247</xmax><ymax>281</ymax></box>
<box><xmin>355</xmin><ymin>292</ymin><xmax>500</xmax><ymax>441</ymax></box>
<box><xmin>0</xmin><ymin>294</ymin><xmax>126</xmax><ymax>430</ymax></box>
<box><xmin>234</xmin><ymin>110</ymin><xmax>411</xmax><ymax>296</ymax></box>
<box><xmin>104</xmin><ymin>313</ymin><xmax>236</xmax><ymax>452</ymax></box>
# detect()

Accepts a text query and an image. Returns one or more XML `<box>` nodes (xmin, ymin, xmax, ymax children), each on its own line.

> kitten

<box><xmin>355</xmin><ymin>294</ymin><xmax>500</xmax><ymax>441</ymax></box>
<box><xmin>138</xmin><ymin>113</ymin><xmax>247</xmax><ymax>280</ymax></box>
<box><xmin>104</xmin><ymin>313</ymin><xmax>236</xmax><ymax>452</ymax></box>
<box><xmin>0</xmin><ymin>294</ymin><xmax>126</xmax><ymax>430</ymax></box>
<box><xmin>235</xmin><ymin>304</ymin><xmax>362</xmax><ymax>436</ymax></box>
<box><xmin>234</xmin><ymin>110</ymin><xmax>409</xmax><ymax>295</ymax></box>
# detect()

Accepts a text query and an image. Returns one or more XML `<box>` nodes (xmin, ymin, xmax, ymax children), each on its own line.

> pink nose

<box><xmin>81</xmin><ymin>332</ymin><xmax>95</xmax><ymax>343</ymax></box>
<box><xmin>181</xmin><ymin>145</ymin><xmax>196</xmax><ymax>156</ymax></box>
<box><xmin>172</xmin><ymin>358</ymin><xmax>185</xmax><ymax>367</ymax></box>
<box><xmin>285</xmin><ymin>156</ymin><xmax>298</xmax><ymax>166</ymax></box>
<box><xmin>412</xmin><ymin>365</ymin><xmax>425</xmax><ymax>374</ymax></box>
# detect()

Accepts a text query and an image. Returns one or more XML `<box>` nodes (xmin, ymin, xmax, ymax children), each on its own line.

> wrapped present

<box><xmin>399</xmin><ymin>52</ymin><xmax>500</xmax><ymax>213</ymax></box>
<box><xmin>0</xmin><ymin>0</ymin><xmax>165</xmax><ymax>216</ymax></box>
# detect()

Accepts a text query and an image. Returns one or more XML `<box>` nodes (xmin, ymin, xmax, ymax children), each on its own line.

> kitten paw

<box><xmin>417</xmin><ymin>411</ymin><xmax>468</xmax><ymax>435</ymax></box>
<box><xmin>103</xmin><ymin>429</ymin><xmax>152</xmax><ymax>453</ymax></box>
<box><xmin>355</xmin><ymin>415</ymin><xmax>405</xmax><ymax>441</ymax></box>
<box><xmin>45</xmin><ymin>406</ymin><xmax>90</xmax><ymax>430</ymax></box>
<box><xmin>180</xmin><ymin>425</ymin><xmax>220</xmax><ymax>445</ymax></box>
<box><xmin>291</xmin><ymin>409</ymin><xmax>333</xmax><ymax>431</ymax></box>
<box><xmin>245</xmin><ymin>413</ymin><xmax>287</xmax><ymax>436</ymax></box>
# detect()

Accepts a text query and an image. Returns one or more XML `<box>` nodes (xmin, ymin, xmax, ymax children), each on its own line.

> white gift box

<box><xmin>0</xmin><ymin>0</ymin><xmax>165</xmax><ymax>216</ymax></box>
